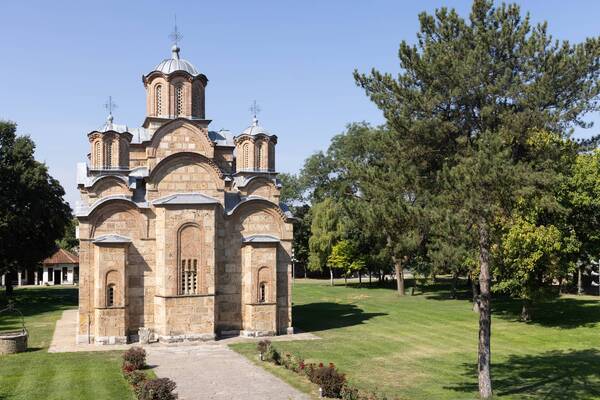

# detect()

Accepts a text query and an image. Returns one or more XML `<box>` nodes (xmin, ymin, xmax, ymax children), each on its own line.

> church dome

<box><xmin>152</xmin><ymin>45</ymin><xmax>200</xmax><ymax>76</ymax></box>
<box><xmin>241</xmin><ymin>117</ymin><xmax>272</xmax><ymax>136</ymax></box>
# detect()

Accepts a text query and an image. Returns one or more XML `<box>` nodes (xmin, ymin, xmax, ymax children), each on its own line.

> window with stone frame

<box><xmin>104</xmin><ymin>139</ymin><xmax>112</xmax><ymax>168</ymax></box>
<box><xmin>268</xmin><ymin>142</ymin><xmax>275</xmax><ymax>171</ymax></box>
<box><xmin>178</xmin><ymin>224</ymin><xmax>202</xmax><ymax>295</ymax></box>
<box><xmin>94</xmin><ymin>141</ymin><xmax>101</xmax><ymax>168</ymax></box>
<box><xmin>256</xmin><ymin>141</ymin><xmax>263</xmax><ymax>170</ymax></box>
<box><xmin>242</xmin><ymin>143</ymin><xmax>249</xmax><ymax>170</ymax></box>
<box><xmin>107</xmin><ymin>284</ymin><xmax>115</xmax><ymax>307</ymax></box>
<box><xmin>175</xmin><ymin>85</ymin><xmax>184</xmax><ymax>116</ymax></box>
<box><xmin>155</xmin><ymin>84</ymin><xmax>163</xmax><ymax>115</ymax></box>
<box><xmin>259</xmin><ymin>282</ymin><xmax>267</xmax><ymax>303</ymax></box>
<box><xmin>180</xmin><ymin>259</ymin><xmax>199</xmax><ymax>295</ymax></box>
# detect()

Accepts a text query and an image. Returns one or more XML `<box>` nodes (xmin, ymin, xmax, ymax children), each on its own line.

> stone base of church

<box><xmin>157</xmin><ymin>333</ymin><xmax>216</xmax><ymax>343</ymax></box>
<box><xmin>94</xmin><ymin>335</ymin><xmax>128</xmax><ymax>345</ymax></box>
<box><xmin>240</xmin><ymin>329</ymin><xmax>276</xmax><ymax>337</ymax></box>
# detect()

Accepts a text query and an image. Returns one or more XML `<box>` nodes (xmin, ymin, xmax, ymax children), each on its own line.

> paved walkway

<box><xmin>147</xmin><ymin>345</ymin><xmax>311</xmax><ymax>400</ymax></box>
<box><xmin>50</xmin><ymin>310</ymin><xmax>316</xmax><ymax>399</ymax></box>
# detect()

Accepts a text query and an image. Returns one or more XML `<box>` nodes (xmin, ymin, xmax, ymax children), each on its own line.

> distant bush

<box><xmin>123</xmin><ymin>347</ymin><xmax>146</xmax><ymax>370</ymax></box>
<box><xmin>264</xmin><ymin>345</ymin><xmax>281</xmax><ymax>364</ymax></box>
<box><xmin>137</xmin><ymin>378</ymin><xmax>178</xmax><ymax>400</ymax></box>
<box><xmin>257</xmin><ymin>339</ymin><xmax>271</xmax><ymax>355</ymax></box>
<box><xmin>306</xmin><ymin>363</ymin><xmax>346</xmax><ymax>398</ymax></box>
<box><xmin>281</xmin><ymin>352</ymin><xmax>304</xmax><ymax>373</ymax></box>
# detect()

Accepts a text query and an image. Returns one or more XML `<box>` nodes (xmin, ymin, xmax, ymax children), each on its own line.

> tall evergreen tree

<box><xmin>354</xmin><ymin>1</ymin><xmax>600</xmax><ymax>397</ymax></box>
<box><xmin>0</xmin><ymin>121</ymin><xmax>72</xmax><ymax>294</ymax></box>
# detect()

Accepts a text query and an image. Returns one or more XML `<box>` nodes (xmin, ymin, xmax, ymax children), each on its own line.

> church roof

<box><xmin>42</xmin><ymin>248</ymin><xmax>78</xmax><ymax>265</ymax></box>
<box><xmin>242</xmin><ymin>235</ymin><xmax>280</xmax><ymax>244</ymax></box>
<box><xmin>152</xmin><ymin>193</ymin><xmax>220</xmax><ymax>206</ymax></box>
<box><xmin>240</xmin><ymin>117</ymin><xmax>273</xmax><ymax>137</ymax></box>
<box><xmin>92</xmin><ymin>234</ymin><xmax>132</xmax><ymax>244</ymax></box>
<box><xmin>151</xmin><ymin>45</ymin><xmax>200</xmax><ymax>76</ymax></box>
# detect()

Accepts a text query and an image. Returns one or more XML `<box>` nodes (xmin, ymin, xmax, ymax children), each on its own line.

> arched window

<box><xmin>175</xmin><ymin>85</ymin><xmax>184</xmax><ymax>116</ymax></box>
<box><xmin>180</xmin><ymin>259</ymin><xmax>198</xmax><ymax>295</ymax></box>
<box><xmin>259</xmin><ymin>282</ymin><xmax>267</xmax><ymax>303</ymax></box>
<box><xmin>242</xmin><ymin>143</ymin><xmax>249</xmax><ymax>170</ymax></box>
<box><xmin>178</xmin><ymin>224</ymin><xmax>201</xmax><ymax>295</ymax></box>
<box><xmin>155</xmin><ymin>85</ymin><xmax>163</xmax><ymax>115</ymax></box>
<box><xmin>107</xmin><ymin>284</ymin><xmax>115</xmax><ymax>307</ymax></box>
<box><xmin>256</xmin><ymin>142</ymin><xmax>263</xmax><ymax>170</ymax></box>
<box><xmin>94</xmin><ymin>141</ymin><xmax>101</xmax><ymax>168</ymax></box>
<box><xmin>268</xmin><ymin>142</ymin><xmax>275</xmax><ymax>171</ymax></box>
<box><xmin>104</xmin><ymin>139</ymin><xmax>112</xmax><ymax>168</ymax></box>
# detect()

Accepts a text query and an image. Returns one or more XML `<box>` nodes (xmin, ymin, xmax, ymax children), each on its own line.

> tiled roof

<box><xmin>42</xmin><ymin>248</ymin><xmax>78</xmax><ymax>265</ymax></box>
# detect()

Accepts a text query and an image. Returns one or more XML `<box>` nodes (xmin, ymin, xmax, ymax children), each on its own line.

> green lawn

<box><xmin>0</xmin><ymin>286</ymin><xmax>134</xmax><ymax>400</ymax></box>
<box><xmin>232</xmin><ymin>279</ymin><xmax>600</xmax><ymax>399</ymax></box>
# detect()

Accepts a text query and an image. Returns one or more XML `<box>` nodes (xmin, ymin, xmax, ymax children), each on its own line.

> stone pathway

<box><xmin>49</xmin><ymin>310</ymin><xmax>317</xmax><ymax>399</ymax></box>
<box><xmin>147</xmin><ymin>345</ymin><xmax>311</xmax><ymax>400</ymax></box>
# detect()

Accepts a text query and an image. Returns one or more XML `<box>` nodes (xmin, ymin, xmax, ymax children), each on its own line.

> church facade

<box><xmin>75</xmin><ymin>44</ymin><xmax>294</xmax><ymax>344</ymax></box>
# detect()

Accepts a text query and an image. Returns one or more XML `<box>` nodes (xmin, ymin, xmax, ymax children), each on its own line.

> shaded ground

<box><xmin>233</xmin><ymin>279</ymin><xmax>600</xmax><ymax>399</ymax></box>
<box><xmin>0</xmin><ymin>286</ymin><xmax>134</xmax><ymax>400</ymax></box>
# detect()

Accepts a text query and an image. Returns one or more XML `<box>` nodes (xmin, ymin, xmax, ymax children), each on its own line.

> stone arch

<box><xmin>176</xmin><ymin>222</ymin><xmax>203</xmax><ymax>295</ymax></box>
<box><xmin>105</xmin><ymin>269</ymin><xmax>121</xmax><ymax>307</ymax></box>
<box><xmin>229</xmin><ymin>199</ymin><xmax>287</xmax><ymax>238</ymax></box>
<box><xmin>148</xmin><ymin>119</ymin><xmax>214</xmax><ymax>161</ymax></box>
<box><xmin>89</xmin><ymin>200</ymin><xmax>145</xmax><ymax>239</ymax></box>
<box><xmin>244</xmin><ymin>177</ymin><xmax>277</xmax><ymax>200</ymax></box>
<box><xmin>89</xmin><ymin>176</ymin><xmax>130</xmax><ymax>198</ymax></box>
<box><xmin>148</xmin><ymin>152</ymin><xmax>224</xmax><ymax>198</ymax></box>
<box><xmin>257</xmin><ymin>266</ymin><xmax>271</xmax><ymax>303</ymax></box>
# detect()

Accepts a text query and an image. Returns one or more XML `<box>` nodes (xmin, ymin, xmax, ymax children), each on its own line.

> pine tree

<box><xmin>354</xmin><ymin>1</ymin><xmax>600</xmax><ymax>397</ymax></box>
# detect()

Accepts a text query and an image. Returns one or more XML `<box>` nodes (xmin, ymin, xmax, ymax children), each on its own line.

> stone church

<box><xmin>75</xmin><ymin>43</ymin><xmax>294</xmax><ymax>344</ymax></box>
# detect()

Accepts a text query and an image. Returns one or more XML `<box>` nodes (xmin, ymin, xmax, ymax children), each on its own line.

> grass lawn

<box><xmin>0</xmin><ymin>286</ymin><xmax>135</xmax><ymax>400</ymax></box>
<box><xmin>231</xmin><ymin>278</ymin><xmax>600</xmax><ymax>399</ymax></box>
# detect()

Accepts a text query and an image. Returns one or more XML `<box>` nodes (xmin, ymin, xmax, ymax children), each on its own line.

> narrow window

<box><xmin>242</xmin><ymin>143</ymin><xmax>249</xmax><ymax>170</ymax></box>
<box><xmin>104</xmin><ymin>139</ymin><xmax>112</xmax><ymax>168</ymax></box>
<box><xmin>175</xmin><ymin>85</ymin><xmax>184</xmax><ymax>116</ymax></box>
<box><xmin>155</xmin><ymin>85</ymin><xmax>163</xmax><ymax>115</ymax></box>
<box><xmin>259</xmin><ymin>282</ymin><xmax>267</xmax><ymax>303</ymax></box>
<box><xmin>180</xmin><ymin>258</ymin><xmax>198</xmax><ymax>295</ymax></box>
<box><xmin>256</xmin><ymin>142</ymin><xmax>263</xmax><ymax>170</ymax></box>
<box><xmin>107</xmin><ymin>284</ymin><xmax>115</xmax><ymax>307</ymax></box>
<box><xmin>94</xmin><ymin>141</ymin><xmax>101</xmax><ymax>168</ymax></box>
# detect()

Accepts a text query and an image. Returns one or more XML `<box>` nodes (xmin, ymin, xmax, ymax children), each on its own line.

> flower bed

<box><xmin>256</xmin><ymin>340</ymin><xmax>391</xmax><ymax>400</ymax></box>
<box><xmin>121</xmin><ymin>347</ymin><xmax>178</xmax><ymax>400</ymax></box>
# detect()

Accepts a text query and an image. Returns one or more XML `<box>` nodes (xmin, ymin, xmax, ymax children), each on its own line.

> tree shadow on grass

<box><xmin>447</xmin><ymin>349</ymin><xmax>600</xmax><ymax>399</ymax></box>
<box><xmin>0</xmin><ymin>287</ymin><xmax>78</xmax><ymax>330</ymax></box>
<box><xmin>293</xmin><ymin>302</ymin><xmax>387</xmax><ymax>332</ymax></box>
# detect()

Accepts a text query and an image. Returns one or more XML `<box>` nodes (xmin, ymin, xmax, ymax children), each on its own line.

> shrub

<box><xmin>264</xmin><ymin>345</ymin><xmax>281</xmax><ymax>364</ymax></box>
<box><xmin>281</xmin><ymin>353</ymin><xmax>304</xmax><ymax>372</ymax></box>
<box><xmin>307</xmin><ymin>364</ymin><xmax>346</xmax><ymax>398</ymax></box>
<box><xmin>122</xmin><ymin>362</ymin><xmax>137</xmax><ymax>376</ymax></box>
<box><xmin>341</xmin><ymin>384</ymin><xmax>360</xmax><ymax>400</ymax></box>
<box><xmin>123</xmin><ymin>347</ymin><xmax>147</xmax><ymax>370</ymax></box>
<box><xmin>126</xmin><ymin>370</ymin><xmax>148</xmax><ymax>388</ymax></box>
<box><xmin>137</xmin><ymin>378</ymin><xmax>178</xmax><ymax>400</ymax></box>
<box><xmin>257</xmin><ymin>339</ymin><xmax>271</xmax><ymax>355</ymax></box>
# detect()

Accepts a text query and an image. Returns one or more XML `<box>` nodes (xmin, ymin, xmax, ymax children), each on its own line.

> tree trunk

<box><xmin>472</xmin><ymin>276</ymin><xmax>480</xmax><ymax>312</ymax></box>
<box><xmin>451</xmin><ymin>272</ymin><xmax>458</xmax><ymax>299</ymax></box>
<box><xmin>5</xmin><ymin>279</ymin><xmax>13</xmax><ymax>296</ymax></box>
<box><xmin>520</xmin><ymin>299</ymin><xmax>532</xmax><ymax>322</ymax></box>
<box><xmin>477</xmin><ymin>224</ymin><xmax>493</xmax><ymax>400</ymax></box>
<box><xmin>394</xmin><ymin>259</ymin><xmax>405</xmax><ymax>296</ymax></box>
<box><xmin>344</xmin><ymin>274</ymin><xmax>347</xmax><ymax>286</ymax></box>
<box><xmin>329</xmin><ymin>268</ymin><xmax>334</xmax><ymax>286</ymax></box>
<box><xmin>577</xmin><ymin>266</ymin><xmax>583</xmax><ymax>295</ymax></box>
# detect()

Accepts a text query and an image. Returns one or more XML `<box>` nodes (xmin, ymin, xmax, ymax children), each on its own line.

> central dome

<box><xmin>152</xmin><ymin>45</ymin><xmax>199</xmax><ymax>76</ymax></box>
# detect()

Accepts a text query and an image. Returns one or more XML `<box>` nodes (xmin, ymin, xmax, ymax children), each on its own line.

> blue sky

<box><xmin>1</xmin><ymin>0</ymin><xmax>599</xmax><ymax>208</ymax></box>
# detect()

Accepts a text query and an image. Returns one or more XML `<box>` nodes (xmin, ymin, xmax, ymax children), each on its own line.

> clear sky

<box><xmin>1</xmin><ymin>0</ymin><xmax>599</xmax><ymax>208</ymax></box>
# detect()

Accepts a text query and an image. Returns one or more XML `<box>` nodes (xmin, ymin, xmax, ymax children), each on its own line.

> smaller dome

<box><xmin>241</xmin><ymin>117</ymin><xmax>272</xmax><ymax>136</ymax></box>
<box><xmin>151</xmin><ymin>45</ymin><xmax>200</xmax><ymax>76</ymax></box>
